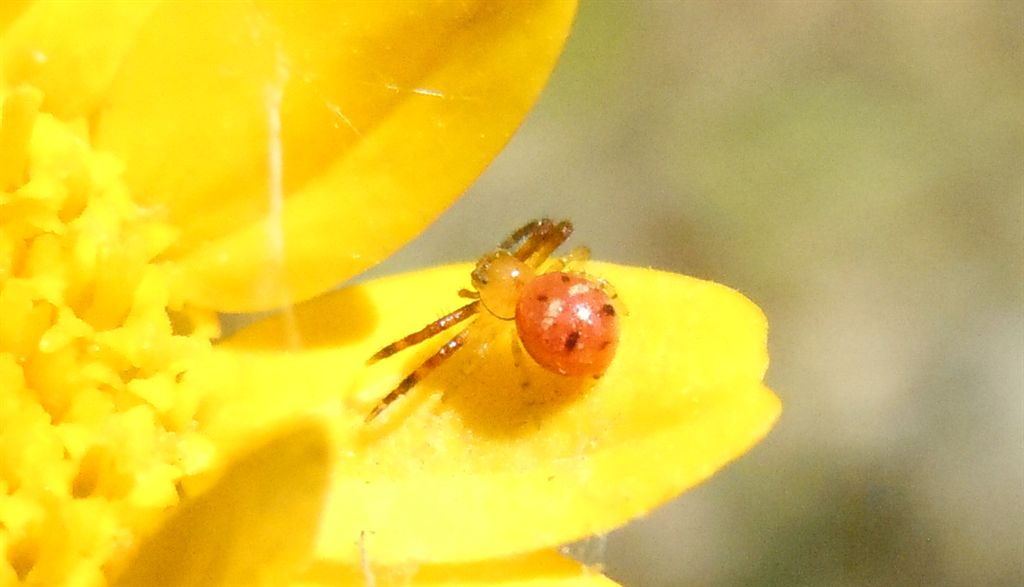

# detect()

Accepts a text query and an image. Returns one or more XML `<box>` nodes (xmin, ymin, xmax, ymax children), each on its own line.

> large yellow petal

<box><xmin>114</xmin><ymin>418</ymin><xmax>618</xmax><ymax>586</ymax></box>
<box><xmin>2</xmin><ymin>1</ymin><xmax>576</xmax><ymax>311</ymax></box>
<box><xmin>193</xmin><ymin>262</ymin><xmax>781</xmax><ymax>564</ymax></box>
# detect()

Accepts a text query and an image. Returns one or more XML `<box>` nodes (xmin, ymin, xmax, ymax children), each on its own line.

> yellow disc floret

<box><xmin>0</xmin><ymin>85</ymin><xmax>218</xmax><ymax>586</ymax></box>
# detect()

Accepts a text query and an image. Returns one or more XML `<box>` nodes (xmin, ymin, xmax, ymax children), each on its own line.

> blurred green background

<box><xmin>371</xmin><ymin>2</ymin><xmax>1022</xmax><ymax>586</ymax></box>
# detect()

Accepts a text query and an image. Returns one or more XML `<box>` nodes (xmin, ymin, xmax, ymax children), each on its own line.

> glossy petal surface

<box><xmin>2</xmin><ymin>1</ymin><xmax>576</xmax><ymax>311</ymax></box>
<box><xmin>194</xmin><ymin>262</ymin><xmax>781</xmax><ymax>564</ymax></box>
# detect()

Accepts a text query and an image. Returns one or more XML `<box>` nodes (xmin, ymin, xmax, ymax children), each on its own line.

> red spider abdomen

<box><xmin>515</xmin><ymin>272</ymin><xmax>619</xmax><ymax>377</ymax></box>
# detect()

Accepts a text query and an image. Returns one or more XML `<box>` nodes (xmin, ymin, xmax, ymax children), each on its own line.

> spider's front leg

<box><xmin>498</xmin><ymin>218</ymin><xmax>555</xmax><ymax>251</ymax></box>
<box><xmin>366</xmin><ymin>300</ymin><xmax>481</xmax><ymax>421</ymax></box>
<box><xmin>368</xmin><ymin>301</ymin><xmax>480</xmax><ymax>362</ymax></box>
<box><xmin>366</xmin><ymin>329</ymin><xmax>471</xmax><ymax>422</ymax></box>
<box><xmin>499</xmin><ymin>218</ymin><xmax>574</xmax><ymax>268</ymax></box>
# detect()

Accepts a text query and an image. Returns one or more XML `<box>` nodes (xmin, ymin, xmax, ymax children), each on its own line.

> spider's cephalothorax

<box><xmin>365</xmin><ymin>219</ymin><xmax>619</xmax><ymax>422</ymax></box>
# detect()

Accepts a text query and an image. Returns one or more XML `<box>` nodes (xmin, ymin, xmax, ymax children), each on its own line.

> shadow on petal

<box><xmin>223</xmin><ymin>285</ymin><xmax>378</xmax><ymax>351</ymax></box>
<box><xmin>113</xmin><ymin>420</ymin><xmax>332</xmax><ymax>587</ymax></box>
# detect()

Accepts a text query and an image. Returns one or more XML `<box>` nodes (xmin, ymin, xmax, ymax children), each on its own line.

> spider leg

<box><xmin>498</xmin><ymin>218</ymin><xmax>555</xmax><ymax>251</ymax></box>
<box><xmin>365</xmin><ymin>328</ymin><xmax>470</xmax><ymax>422</ymax></box>
<box><xmin>518</xmin><ymin>220</ymin><xmax>574</xmax><ymax>268</ymax></box>
<box><xmin>499</xmin><ymin>219</ymin><xmax>574</xmax><ymax>267</ymax></box>
<box><xmin>368</xmin><ymin>300</ymin><xmax>480</xmax><ymax>363</ymax></box>
<box><xmin>547</xmin><ymin>246</ymin><xmax>628</xmax><ymax>315</ymax></box>
<box><xmin>545</xmin><ymin>245</ymin><xmax>591</xmax><ymax>272</ymax></box>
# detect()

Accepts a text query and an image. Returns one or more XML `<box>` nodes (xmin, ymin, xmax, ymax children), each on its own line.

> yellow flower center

<box><xmin>0</xmin><ymin>85</ymin><xmax>219</xmax><ymax>586</ymax></box>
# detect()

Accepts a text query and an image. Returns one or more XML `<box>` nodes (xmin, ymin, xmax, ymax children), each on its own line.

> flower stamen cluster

<box><xmin>0</xmin><ymin>85</ymin><xmax>219</xmax><ymax>586</ymax></box>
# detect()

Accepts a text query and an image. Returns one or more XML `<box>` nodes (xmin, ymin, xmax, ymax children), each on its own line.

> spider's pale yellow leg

<box><xmin>546</xmin><ymin>245</ymin><xmax>591</xmax><ymax>272</ymax></box>
<box><xmin>547</xmin><ymin>246</ymin><xmax>627</xmax><ymax>314</ymax></box>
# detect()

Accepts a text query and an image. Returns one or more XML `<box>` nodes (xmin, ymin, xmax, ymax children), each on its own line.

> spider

<box><xmin>365</xmin><ymin>219</ymin><xmax>621</xmax><ymax>422</ymax></box>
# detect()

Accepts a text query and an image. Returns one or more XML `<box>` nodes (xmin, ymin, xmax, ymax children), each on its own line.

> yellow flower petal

<box><xmin>2</xmin><ymin>1</ymin><xmax>577</xmax><ymax>312</ymax></box>
<box><xmin>4</xmin><ymin>1</ymin><xmax>577</xmax><ymax>311</ymax></box>
<box><xmin>195</xmin><ymin>262</ymin><xmax>781</xmax><ymax>564</ymax></box>
<box><xmin>112</xmin><ymin>421</ymin><xmax>332</xmax><ymax>587</ymax></box>
<box><xmin>110</xmin><ymin>421</ymin><xmax>617</xmax><ymax>587</ymax></box>
<box><xmin>1</xmin><ymin>1</ymin><xmax>157</xmax><ymax>119</ymax></box>
<box><xmin>294</xmin><ymin>550</ymin><xmax>620</xmax><ymax>587</ymax></box>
